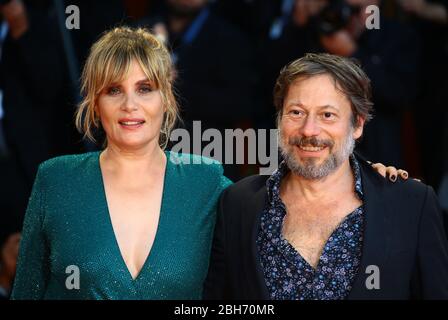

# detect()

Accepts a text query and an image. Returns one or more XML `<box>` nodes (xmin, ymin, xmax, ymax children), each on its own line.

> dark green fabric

<box><xmin>11</xmin><ymin>151</ymin><xmax>231</xmax><ymax>300</ymax></box>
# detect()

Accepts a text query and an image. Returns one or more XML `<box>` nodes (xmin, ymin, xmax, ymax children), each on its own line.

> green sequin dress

<box><xmin>11</xmin><ymin>151</ymin><xmax>232</xmax><ymax>300</ymax></box>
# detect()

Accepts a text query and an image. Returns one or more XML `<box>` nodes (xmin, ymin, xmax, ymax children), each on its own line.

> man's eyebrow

<box><xmin>285</xmin><ymin>101</ymin><xmax>304</xmax><ymax>107</ymax></box>
<box><xmin>285</xmin><ymin>102</ymin><xmax>340</xmax><ymax>111</ymax></box>
<box><xmin>318</xmin><ymin>105</ymin><xmax>340</xmax><ymax>111</ymax></box>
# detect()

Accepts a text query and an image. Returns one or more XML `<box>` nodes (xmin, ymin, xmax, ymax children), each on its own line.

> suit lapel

<box><xmin>348</xmin><ymin>161</ymin><xmax>392</xmax><ymax>299</ymax></box>
<box><xmin>238</xmin><ymin>160</ymin><xmax>393</xmax><ymax>299</ymax></box>
<box><xmin>241</xmin><ymin>185</ymin><xmax>271</xmax><ymax>299</ymax></box>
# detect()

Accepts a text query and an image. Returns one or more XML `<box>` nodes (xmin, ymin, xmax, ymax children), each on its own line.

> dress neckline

<box><xmin>94</xmin><ymin>150</ymin><xmax>171</xmax><ymax>282</ymax></box>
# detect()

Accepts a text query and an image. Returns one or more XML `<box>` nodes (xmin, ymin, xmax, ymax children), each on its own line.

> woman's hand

<box><xmin>368</xmin><ymin>161</ymin><xmax>409</xmax><ymax>182</ymax></box>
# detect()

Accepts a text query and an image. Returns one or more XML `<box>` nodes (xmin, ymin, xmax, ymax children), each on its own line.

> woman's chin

<box><xmin>113</xmin><ymin>137</ymin><xmax>156</xmax><ymax>150</ymax></box>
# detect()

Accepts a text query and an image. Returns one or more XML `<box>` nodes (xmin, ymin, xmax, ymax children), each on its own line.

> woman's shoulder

<box><xmin>167</xmin><ymin>150</ymin><xmax>222</xmax><ymax>174</ymax></box>
<box><xmin>166</xmin><ymin>150</ymin><xmax>232</xmax><ymax>186</ymax></box>
<box><xmin>38</xmin><ymin>151</ymin><xmax>99</xmax><ymax>175</ymax></box>
<box><xmin>165</xmin><ymin>151</ymin><xmax>232</xmax><ymax>211</ymax></box>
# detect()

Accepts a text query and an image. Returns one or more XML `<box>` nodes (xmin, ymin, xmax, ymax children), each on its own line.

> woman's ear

<box><xmin>94</xmin><ymin>104</ymin><xmax>100</xmax><ymax>118</ymax></box>
<box><xmin>93</xmin><ymin>104</ymin><xmax>101</xmax><ymax>126</ymax></box>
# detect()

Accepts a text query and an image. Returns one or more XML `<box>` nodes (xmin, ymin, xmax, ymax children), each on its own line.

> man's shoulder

<box><xmin>217</xmin><ymin>174</ymin><xmax>269</xmax><ymax>224</ymax></box>
<box><xmin>382</xmin><ymin>177</ymin><xmax>431</xmax><ymax>209</ymax></box>
<box><xmin>359</xmin><ymin>159</ymin><xmax>431</xmax><ymax>208</ymax></box>
<box><xmin>223</xmin><ymin>174</ymin><xmax>269</xmax><ymax>199</ymax></box>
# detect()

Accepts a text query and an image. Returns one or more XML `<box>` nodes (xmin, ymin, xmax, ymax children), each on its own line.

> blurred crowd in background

<box><xmin>0</xmin><ymin>0</ymin><xmax>447</xmax><ymax>299</ymax></box>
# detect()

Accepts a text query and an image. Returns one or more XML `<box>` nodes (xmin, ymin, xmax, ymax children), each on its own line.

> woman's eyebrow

<box><xmin>135</xmin><ymin>78</ymin><xmax>151</xmax><ymax>85</ymax></box>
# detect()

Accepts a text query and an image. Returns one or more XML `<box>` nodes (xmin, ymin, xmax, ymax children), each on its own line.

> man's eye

<box><xmin>323</xmin><ymin>112</ymin><xmax>335</xmax><ymax>119</ymax></box>
<box><xmin>107</xmin><ymin>87</ymin><xmax>121</xmax><ymax>95</ymax></box>
<box><xmin>289</xmin><ymin>110</ymin><xmax>303</xmax><ymax>116</ymax></box>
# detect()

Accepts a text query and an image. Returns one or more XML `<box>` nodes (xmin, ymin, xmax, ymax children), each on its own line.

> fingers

<box><xmin>382</xmin><ymin>166</ymin><xmax>410</xmax><ymax>182</ymax></box>
<box><xmin>385</xmin><ymin>166</ymin><xmax>400</xmax><ymax>181</ymax></box>
<box><xmin>371</xmin><ymin>162</ymin><xmax>412</xmax><ymax>182</ymax></box>
<box><xmin>371</xmin><ymin>163</ymin><xmax>387</xmax><ymax>178</ymax></box>
<box><xmin>397</xmin><ymin>169</ymin><xmax>409</xmax><ymax>180</ymax></box>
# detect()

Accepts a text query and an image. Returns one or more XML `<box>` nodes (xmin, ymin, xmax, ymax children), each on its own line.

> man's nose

<box><xmin>299</xmin><ymin>115</ymin><xmax>321</xmax><ymax>137</ymax></box>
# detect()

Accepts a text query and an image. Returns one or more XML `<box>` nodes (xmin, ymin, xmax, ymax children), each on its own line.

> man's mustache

<box><xmin>288</xmin><ymin>136</ymin><xmax>334</xmax><ymax>149</ymax></box>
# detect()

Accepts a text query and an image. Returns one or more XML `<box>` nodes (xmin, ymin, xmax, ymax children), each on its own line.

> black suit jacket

<box><xmin>203</xmin><ymin>158</ymin><xmax>448</xmax><ymax>299</ymax></box>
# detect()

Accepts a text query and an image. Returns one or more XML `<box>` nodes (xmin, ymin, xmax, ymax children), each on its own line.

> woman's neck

<box><xmin>100</xmin><ymin>143</ymin><xmax>167</xmax><ymax>178</ymax></box>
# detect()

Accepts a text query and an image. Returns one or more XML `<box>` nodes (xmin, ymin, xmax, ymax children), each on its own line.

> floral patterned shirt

<box><xmin>257</xmin><ymin>155</ymin><xmax>364</xmax><ymax>300</ymax></box>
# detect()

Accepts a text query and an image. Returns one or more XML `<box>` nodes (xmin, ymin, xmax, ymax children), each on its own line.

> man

<box><xmin>203</xmin><ymin>53</ymin><xmax>448</xmax><ymax>299</ymax></box>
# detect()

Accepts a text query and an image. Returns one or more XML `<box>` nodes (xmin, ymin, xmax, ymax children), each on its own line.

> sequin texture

<box><xmin>11</xmin><ymin>151</ymin><xmax>232</xmax><ymax>300</ymax></box>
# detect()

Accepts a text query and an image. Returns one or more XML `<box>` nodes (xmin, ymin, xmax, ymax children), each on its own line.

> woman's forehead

<box><xmin>101</xmin><ymin>62</ymin><xmax>157</xmax><ymax>87</ymax></box>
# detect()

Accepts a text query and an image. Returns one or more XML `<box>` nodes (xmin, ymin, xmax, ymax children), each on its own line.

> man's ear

<box><xmin>353</xmin><ymin>115</ymin><xmax>365</xmax><ymax>140</ymax></box>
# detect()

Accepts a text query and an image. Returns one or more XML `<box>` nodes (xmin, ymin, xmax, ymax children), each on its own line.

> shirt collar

<box><xmin>266</xmin><ymin>154</ymin><xmax>364</xmax><ymax>203</ymax></box>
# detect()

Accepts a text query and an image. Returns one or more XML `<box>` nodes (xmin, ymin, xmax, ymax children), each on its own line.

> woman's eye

<box><xmin>138</xmin><ymin>85</ymin><xmax>152</xmax><ymax>94</ymax></box>
<box><xmin>107</xmin><ymin>87</ymin><xmax>121</xmax><ymax>95</ymax></box>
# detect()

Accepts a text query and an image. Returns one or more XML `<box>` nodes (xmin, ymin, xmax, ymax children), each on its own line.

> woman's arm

<box><xmin>10</xmin><ymin>165</ymin><xmax>50</xmax><ymax>300</ymax></box>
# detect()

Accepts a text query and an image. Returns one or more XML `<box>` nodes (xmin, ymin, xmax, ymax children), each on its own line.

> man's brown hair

<box><xmin>274</xmin><ymin>53</ymin><xmax>374</xmax><ymax>127</ymax></box>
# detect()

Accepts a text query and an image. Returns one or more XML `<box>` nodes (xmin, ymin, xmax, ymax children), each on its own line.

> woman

<box><xmin>11</xmin><ymin>27</ymin><xmax>405</xmax><ymax>299</ymax></box>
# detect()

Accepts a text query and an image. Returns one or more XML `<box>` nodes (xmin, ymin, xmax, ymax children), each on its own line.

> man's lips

<box><xmin>293</xmin><ymin>144</ymin><xmax>329</xmax><ymax>157</ymax></box>
<box><xmin>296</xmin><ymin>145</ymin><xmax>327</xmax><ymax>152</ymax></box>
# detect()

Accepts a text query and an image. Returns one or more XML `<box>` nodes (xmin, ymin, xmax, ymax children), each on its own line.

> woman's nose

<box><xmin>120</xmin><ymin>94</ymin><xmax>138</xmax><ymax>112</ymax></box>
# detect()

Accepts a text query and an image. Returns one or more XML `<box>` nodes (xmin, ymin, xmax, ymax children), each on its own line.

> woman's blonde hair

<box><xmin>75</xmin><ymin>26</ymin><xmax>178</xmax><ymax>149</ymax></box>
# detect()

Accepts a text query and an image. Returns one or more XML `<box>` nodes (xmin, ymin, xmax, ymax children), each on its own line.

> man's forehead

<box><xmin>284</xmin><ymin>76</ymin><xmax>350</xmax><ymax>109</ymax></box>
<box><xmin>289</xmin><ymin>73</ymin><xmax>336</xmax><ymax>89</ymax></box>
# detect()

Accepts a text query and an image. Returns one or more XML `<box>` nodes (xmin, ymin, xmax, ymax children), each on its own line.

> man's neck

<box><xmin>281</xmin><ymin>159</ymin><xmax>355</xmax><ymax>204</ymax></box>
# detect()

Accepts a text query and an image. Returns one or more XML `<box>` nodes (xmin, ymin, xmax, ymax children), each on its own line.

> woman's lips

<box><xmin>118</xmin><ymin>119</ymin><xmax>145</xmax><ymax>130</ymax></box>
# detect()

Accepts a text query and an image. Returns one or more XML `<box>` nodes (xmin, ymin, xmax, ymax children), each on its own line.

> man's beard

<box><xmin>279</xmin><ymin>128</ymin><xmax>355</xmax><ymax>180</ymax></box>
